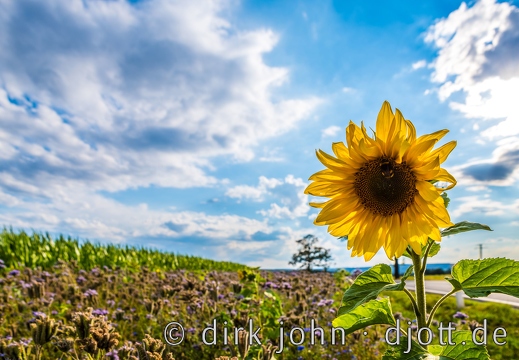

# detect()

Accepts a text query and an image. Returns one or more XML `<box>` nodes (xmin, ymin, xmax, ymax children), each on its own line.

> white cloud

<box><xmin>451</xmin><ymin>195</ymin><xmax>519</xmax><ymax>218</ymax></box>
<box><xmin>341</xmin><ymin>87</ymin><xmax>355</xmax><ymax>93</ymax></box>
<box><xmin>321</xmin><ymin>125</ymin><xmax>341</xmax><ymax>138</ymax></box>
<box><xmin>257</xmin><ymin>175</ymin><xmax>310</xmax><ymax>219</ymax></box>
<box><xmin>425</xmin><ymin>0</ymin><xmax>519</xmax><ymax>137</ymax></box>
<box><xmin>0</xmin><ymin>184</ymin><xmax>272</xmax><ymax>246</ymax></box>
<box><xmin>225</xmin><ymin>176</ymin><xmax>283</xmax><ymax>201</ymax></box>
<box><xmin>465</xmin><ymin>185</ymin><xmax>489</xmax><ymax>192</ymax></box>
<box><xmin>226</xmin><ymin>174</ymin><xmax>309</xmax><ymax>219</ymax></box>
<box><xmin>0</xmin><ymin>0</ymin><xmax>322</xmax><ymax>198</ymax></box>
<box><xmin>411</xmin><ymin>60</ymin><xmax>427</xmax><ymax>70</ymax></box>
<box><xmin>425</xmin><ymin>0</ymin><xmax>519</xmax><ymax>189</ymax></box>
<box><xmin>448</xmin><ymin>136</ymin><xmax>519</xmax><ymax>186</ymax></box>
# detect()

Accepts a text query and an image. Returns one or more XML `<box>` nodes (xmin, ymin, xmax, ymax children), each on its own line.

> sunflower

<box><xmin>305</xmin><ymin>101</ymin><xmax>457</xmax><ymax>261</ymax></box>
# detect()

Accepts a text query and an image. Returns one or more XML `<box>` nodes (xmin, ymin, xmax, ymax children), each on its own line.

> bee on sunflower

<box><xmin>305</xmin><ymin>101</ymin><xmax>457</xmax><ymax>261</ymax></box>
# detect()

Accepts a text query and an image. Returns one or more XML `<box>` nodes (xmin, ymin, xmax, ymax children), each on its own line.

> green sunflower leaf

<box><xmin>337</xmin><ymin>264</ymin><xmax>413</xmax><ymax>316</ymax></box>
<box><xmin>382</xmin><ymin>336</ymin><xmax>429</xmax><ymax>360</ymax></box>
<box><xmin>447</xmin><ymin>258</ymin><xmax>519</xmax><ymax>298</ymax></box>
<box><xmin>441</xmin><ymin>192</ymin><xmax>450</xmax><ymax>209</ymax></box>
<box><xmin>332</xmin><ymin>298</ymin><xmax>395</xmax><ymax>336</ymax></box>
<box><xmin>382</xmin><ymin>331</ymin><xmax>489</xmax><ymax>360</ymax></box>
<box><xmin>428</xmin><ymin>242</ymin><xmax>441</xmax><ymax>257</ymax></box>
<box><xmin>439</xmin><ymin>331</ymin><xmax>490</xmax><ymax>359</ymax></box>
<box><xmin>441</xmin><ymin>221</ymin><xmax>492</xmax><ymax>237</ymax></box>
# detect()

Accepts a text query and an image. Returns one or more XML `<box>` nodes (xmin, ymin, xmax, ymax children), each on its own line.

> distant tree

<box><xmin>289</xmin><ymin>234</ymin><xmax>333</xmax><ymax>272</ymax></box>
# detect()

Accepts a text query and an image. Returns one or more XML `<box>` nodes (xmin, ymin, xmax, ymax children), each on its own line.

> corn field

<box><xmin>0</xmin><ymin>228</ymin><xmax>249</xmax><ymax>272</ymax></box>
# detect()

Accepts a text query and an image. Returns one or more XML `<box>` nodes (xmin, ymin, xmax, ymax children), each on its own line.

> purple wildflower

<box><xmin>32</xmin><ymin>311</ymin><xmax>46</xmax><ymax>319</ymax></box>
<box><xmin>264</xmin><ymin>281</ymin><xmax>279</xmax><ymax>289</ymax></box>
<box><xmin>350</xmin><ymin>269</ymin><xmax>363</xmax><ymax>279</ymax></box>
<box><xmin>92</xmin><ymin>309</ymin><xmax>108</xmax><ymax>316</ymax></box>
<box><xmin>281</xmin><ymin>282</ymin><xmax>292</xmax><ymax>290</ymax></box>
<box><xmin>106</xmin><ymin>349</ymin><xmax>120</xmax><ymax>360</ymax></box>
<box><xmin>453</xmin><ymin>311</ymin><xmax>469</xmax><ymax>320</ymax></box>
<box><xmin>8</xmin><ymin>269</ymin><xmax>20</xmax><ymax>276</ymax></box>
<box><xmin>84</xmin><ymin>289</ymin><xmax>98</xmax><ymax>297</ymax></box>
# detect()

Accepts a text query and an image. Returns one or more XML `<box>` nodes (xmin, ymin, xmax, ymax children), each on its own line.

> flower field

<box><xmin>2</xmin><ymin>229</ymin><xmax>519</xmax><ymax>360</ymax></box>
<box><xmin>0</xmin><ymin>254</ymin><xmax>381</xmax><ymax>358</ymax></box>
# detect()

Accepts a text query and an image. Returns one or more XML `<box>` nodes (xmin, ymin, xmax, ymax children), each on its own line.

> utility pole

<box><xmin>394</xmin><ymin>258</ymin><xmax>399</xmax><ymax>279</ymax></box>
<box><xmin>476</xmin><ymin>244</ymin><xmax>483</xmax><ymax>259</ymax></box>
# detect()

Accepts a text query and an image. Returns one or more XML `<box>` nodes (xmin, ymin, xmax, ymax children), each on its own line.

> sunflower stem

<box><xmin>411</xmin><ymin>250</ymin><xmax>427</xmax><ymax>342</ymax></box>
<box><xmin>421</xmin><ymin>239</ymin><xmax>434</xmax><ymax>275</ymax></box>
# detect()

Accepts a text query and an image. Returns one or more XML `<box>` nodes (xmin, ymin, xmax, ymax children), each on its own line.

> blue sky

<box><xmin>1</xmin><ymin>0</ymin><xmax>518</xmax><ymax>268</ymax></box>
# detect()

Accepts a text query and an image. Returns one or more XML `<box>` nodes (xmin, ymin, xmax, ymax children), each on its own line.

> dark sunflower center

<box><xmin>354</xmin><ymin>157</ymin><xmax>417</xmax><ymax>217</ymax></box>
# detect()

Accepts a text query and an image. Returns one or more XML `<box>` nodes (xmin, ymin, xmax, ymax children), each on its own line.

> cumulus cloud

<box><xmin>425</xmin><ymin>0</ymin><xmax>519</xmax><ymax>186</ymax></box>
<box><xmin>0</xmin><ymin>181</ymin><xmax>276</xmax><ymax>248</ymax></box>
<box><xmin>257</xmin><ymin>175</ymin><xmax>310</xmax><ymax>219</ymax></box>
<box><xmin>225</xmin><ymin>176</ymin><xmax>283</xmax><ymax>201</ymax></box>
<box><xmin>226</xmin><ymin>174</ymin><xmax>310</xmax><ymax>219</ymax></box>
<box><xmin>0</xmin><ymin>0</ymin><xmax>322</xmax><ymax>196</ymax></box>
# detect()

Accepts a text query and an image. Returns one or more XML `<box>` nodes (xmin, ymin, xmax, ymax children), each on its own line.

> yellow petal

<box><xmin>403</xmin><ymin>139</ymin><xmax>438</xmax><ymax>166</ymax></box>
<box><xmin>315</xmin><ymin>149</ymin><xmax>356</xmax><ymax>173</ymax></box>
<box><xmin>332</xmin><ymin>141</ymin><xmax>349</xmax><ymax>160</ymax></box>
<box><xmin>405</xmin><ymin>119</ymin><xmax>416</xmax><ymax>143</ymax></box>
<box><xmin>434</xmin><ymin>168</ymin><xmax>457</xmax><ymax>191</ymax></box>
<box><xmin>415</xmin><ymin>129</ymin><xmax>449</xmax><ymax>146</ymax></box>
<box><xmin>315</xmin><ymin>195</ymin><xmax>358</xmax><ymax>224</ymax></box>
<box><xmin>376</xmin><ymin>101</ymin><xmax>394</xmax><ymax>144</ymax></box>
<box><xmin>429</xmin><ymin>140</ymin><xmax>457</xmax><ymax>164</ymax></box>
<box><xmin>413</xmin><ymin>157</ymin><xmax>441</xmax><ymax>180</ymax></box>
<box><xmin>309</xmin><ymin>201</ymin><xmax>326</xmax><ymax>208</ymax></box>
<box><xmin>416</xmin><ymin>181</ymin><xmax>441</xmax><ymax>201</ymax></box>
<box><xmin>393</xmin><ymin>109</ymin><xmax>407</xmax><ymax>139</ymax></box>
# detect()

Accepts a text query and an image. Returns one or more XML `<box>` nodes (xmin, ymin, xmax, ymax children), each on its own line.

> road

<box><xmin>405</xmin><ymin>280</ymin><xmax>519</xmax><ymax>308</ymax></box>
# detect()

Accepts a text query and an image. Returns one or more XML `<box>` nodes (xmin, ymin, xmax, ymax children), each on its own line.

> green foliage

<box><xmin>448</xmin><ymin>258</ymin><xmax>519</xmax><ymax>298</ymax></box>
<box><xmin>289</xmin><ymin>234</ymin><xmax>333</xmax><ymax>271</ymax></box>
<box><xmin>441</xmin><ymin>221</ymin><xmax>492</xmax><ymax>237</ymax></box>
<box><xmin>338</xmin><ymin>264</ymin><xmax>413</xmax><ymax>315</ymax></box>
<box><xmin>332</xmin><ymin>298</ymin><xmax>396</xmax><ymax>336</ymax></box>
<box><xmin>441</xmin><ymin>192</ymin><xmax>450</xmax><ymax>209</ymax></box>
<box><xmin>382</xmin><ymin>331</ymin><xmax>490</xmax><ymax>360</ymax></box>
<box><xmin>0</xmin><ymin>227</ymin><xmax>249</xmax><ymax>272</ymax></box>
